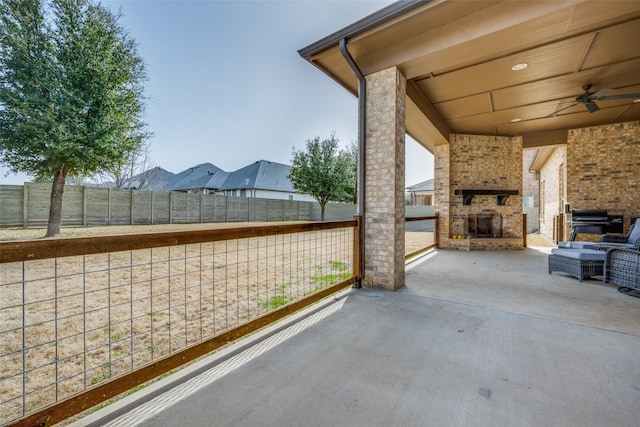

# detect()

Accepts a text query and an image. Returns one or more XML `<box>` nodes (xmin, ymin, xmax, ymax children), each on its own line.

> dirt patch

<box><xmin>0</xmin><ymin>222</ymin><xmax>283</xmax><ymax>241</ymax></box>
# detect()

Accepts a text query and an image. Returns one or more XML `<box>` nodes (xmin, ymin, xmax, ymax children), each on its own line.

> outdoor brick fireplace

<box><xmin>434</xmin><ymin>134</ymin><xmax>524</xmax><ymax>250</ymax></box>
<box><xmin>466</xmin><ymin>211</ymin><xmax>503</xmax><ymax>238</ymax></box>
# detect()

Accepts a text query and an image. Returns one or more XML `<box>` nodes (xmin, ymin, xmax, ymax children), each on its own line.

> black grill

<box><xmin>569</xmin><ymin>209</ymin><xmax>623</xmax><ymax>241</ymax></box>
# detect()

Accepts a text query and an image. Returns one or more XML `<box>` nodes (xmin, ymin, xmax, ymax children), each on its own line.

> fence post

<box><xmin>353</xmin><ymin>214</ymin><xmax>363</xmax><ymax>288</ymax></box>
<box><xmin>83</xmin><ymin>186</ymin><xmax>87</xmax><ymax>226</ymax></box>
<box><xmin>130</xmin><ymin>190</ymin><xmax>135</xmax><ymax>225</ymax></box>
<box><xmin>212</xmin><ymin>194</ymin><xmax>216</xmax><ymax>222</ymax></box>
<box><xmin>108</xmin><ymin>187</ymin><xmax>112</xmax><ymax>225</ymax></box>
<box><xmin>169</xmin><ymin>192</ymin><xmax>173</xmax><ymax>224</ymax></box>
<box><xmin>23</xmin><ymin>183</ymin><xmax>29</xmax><ymax>227</ymax></box>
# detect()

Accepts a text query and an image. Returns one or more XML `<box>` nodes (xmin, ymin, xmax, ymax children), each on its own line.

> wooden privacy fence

<box><xmin>0</xmin><ymin>184</ymin><xmax>357</xmax><ymax>228</ymax></box>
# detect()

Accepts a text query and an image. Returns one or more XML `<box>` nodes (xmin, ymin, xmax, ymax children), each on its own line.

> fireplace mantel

<box><xmin>454</xmin><ymin>189</ymin><xmax>519</xmax><ymax>205</ymax></box>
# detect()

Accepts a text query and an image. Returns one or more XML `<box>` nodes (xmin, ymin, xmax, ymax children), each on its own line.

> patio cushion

<box><xmin>599</xmin><ymin>218</ymin><xmax>640</xmax><ymax>245</ymax></box>
<box><xmin>550</xmin><ymin>248</ymin><xmax>606</xmax><ymax>261</ymax></box>
<box><xmin>628</xmin><ymin>219</ymin><xmax>640</xmax><ymax>242</ymax></box>
<box><xmin>557</xmin><ymin>241</ymin><xmax>596</xmax><ymax>249</ymax></box>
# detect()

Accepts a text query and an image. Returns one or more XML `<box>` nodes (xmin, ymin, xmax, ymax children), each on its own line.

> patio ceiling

<box><xmin>299</xmin><ymin>0</ymin><xmax>640</xmax><ymax>151</ymax></box>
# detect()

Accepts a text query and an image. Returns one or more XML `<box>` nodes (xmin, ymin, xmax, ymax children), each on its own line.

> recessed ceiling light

<box><xmin>511</xmin><ymin>63</ymin><xmax>528</xmax><ymax>71</ymax></box>
<box><xmin>511</xmin><ymin>118</ymin><xmax>522</xmax><ymax>123</ymax></box>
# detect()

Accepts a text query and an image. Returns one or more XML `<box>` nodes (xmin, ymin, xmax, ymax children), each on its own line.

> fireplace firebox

<box><xmin>466</xmin><ymin>211</ymin><xmax>503</xmax><ymax>238</ymax></box>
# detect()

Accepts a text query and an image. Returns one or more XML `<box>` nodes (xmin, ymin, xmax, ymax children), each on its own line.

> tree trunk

<box><xmin>320</xmin><ymin>202</ymin><xmax>326</xmax><ymax>221</ymax></box>
<box><xmin>45</xmin><ymin>167</ymin><xmax>68</xmax><ymax>238</ymax></box>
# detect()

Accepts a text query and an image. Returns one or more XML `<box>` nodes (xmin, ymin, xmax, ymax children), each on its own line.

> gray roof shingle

<box><xmin>168</xmin><ymin>163</ymin><xmax>229</xmax><ymax>191</ymax></box>
<box><xmin>406</xmin><ymin>178</ymin><xmax>434</xmax><ymax>192</ymax></box>
<box><xmin>219</xmin><ymin>160</ymin><xmax>294</xmax><ymax>192</ymax></box>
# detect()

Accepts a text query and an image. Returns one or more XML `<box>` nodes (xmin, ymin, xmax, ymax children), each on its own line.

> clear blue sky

<box><xmin>0</xmin><ymin>0</ymin><xmax>433</xmax><ymax>187</ymax></box>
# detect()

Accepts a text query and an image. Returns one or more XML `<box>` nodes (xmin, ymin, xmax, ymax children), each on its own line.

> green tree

<box><xmin>0</xmin><ymin>0</ymin><xmax>148</xmax><ymax>237</ymax></box>
<box><xmin>344</xmin><ymin>141</ymin><xmax>357</xmax><ymax>204</ymax></box>
<box><xmin>288</xmin><ymin>132</ymin><xmax>356</xmax><ymax>221</ymax></box>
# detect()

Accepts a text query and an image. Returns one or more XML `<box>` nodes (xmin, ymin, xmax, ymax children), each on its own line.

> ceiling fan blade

<box><xmin>589</xmin><ymin>88</ymin><xmax>612</xmax><ymax>99</ymax></box>
<box><xmin>597</xmin><ymin>93</ymin><xmax>640</xmax><ymax>100</ymax></box>
<box><xmin>585</xmin><ymin>101</ymin><xmax>600</xmax><ymax>113</ymax></box>
<box><xmin>547</xmin><ymin>102</ymin><xmax>579</xmax><ymax>117</ymax></box>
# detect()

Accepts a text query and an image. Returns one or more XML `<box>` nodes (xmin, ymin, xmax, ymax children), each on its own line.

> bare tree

<box><xmin>94</xmin><ymin>138</ymin><xmax>154</xmax><ymax>189</ymax></box>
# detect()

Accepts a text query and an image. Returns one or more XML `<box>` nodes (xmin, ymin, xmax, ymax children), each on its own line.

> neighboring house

<box><xmin>168</xmin><ymin>163</ymin><xmax>229</xmax><ymax>194</ymax></box>
<box><xmin>218</xmin><ymin>160</ymin><xmax>315</xmax><ymax>202</ymax></box>
<box><xmin>92</xmin><ymin>166</ymin><xmax>175</xmax><ymax>191</ymax></box>
<box><xmin>406</xmin><ymin>179</ymin><xmax>434</xmax><ymax>206</ymax></box>
<box><xmin>130</xmin><ymin>167</ymin><xmax>175</xmax><ymax>191</ymax></box>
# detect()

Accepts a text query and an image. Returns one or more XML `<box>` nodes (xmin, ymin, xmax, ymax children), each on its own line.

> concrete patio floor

<box><xmin>74</xmin><ymin>246</ymin><xmax>640</xmax><ymax>427</ymax></box>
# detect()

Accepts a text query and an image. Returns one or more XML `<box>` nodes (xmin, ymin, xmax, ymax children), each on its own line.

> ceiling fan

<box><xmin>548</xmin><ymin>84</ymin><xmax>640</xmax><ymax>116</ymax></box>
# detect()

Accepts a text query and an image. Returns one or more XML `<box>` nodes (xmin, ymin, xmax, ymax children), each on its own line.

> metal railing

<box><xmin>0</xmin><ymin>220</ymin><xmax>359</xmax><ymax>426</ymax></box>
<box><xmin>405</xmin><ymin>216</ymin><xmax>438</xmax><ymax>259</ymax></box>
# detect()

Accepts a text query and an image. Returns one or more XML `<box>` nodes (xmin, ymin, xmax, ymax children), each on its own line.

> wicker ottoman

<box><xmin>548</xmin><ymin>248</ymin><xmax>605</xmax><ymax>282</ymax></box>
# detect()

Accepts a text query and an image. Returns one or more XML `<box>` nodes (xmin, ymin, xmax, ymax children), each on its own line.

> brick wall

<box><xmin>523</xmin><ymin>149</ymin><xmax>539</xmax><ymax>207</ymax></box>
<box><xmin>567</xmin><ymin>121</ymin><xmax>640</xmax><ymax>233</ymax></box>
<box><xmin>436</xmin><ymin>134</ymin><xmax>523</xmax><ymax>250</ymax></box>
<box><xmin>434</xmin><ymin>144</ymin><xmax>450</xmax><ymax>242</ymax></box>
<box><xmin>363</xmin><ymin>67</ymin><xmax>406</xmax><ymax>289</ymax></box>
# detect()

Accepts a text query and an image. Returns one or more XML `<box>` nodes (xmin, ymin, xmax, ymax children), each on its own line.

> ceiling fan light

<box><xmin>511</xmin><ymin>63</ymin><xmax>528</xmax><ymax>71</ymax></box>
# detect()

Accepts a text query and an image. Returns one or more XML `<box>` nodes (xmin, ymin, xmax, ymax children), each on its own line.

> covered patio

<box><xmin>299</xmin><ymin>0</ymin><xmax>640</xmax><ymax>289</ymax></box>
<box><xmin>8</xmin><ymin>2</ymin><xmax>638</xmax><ymax>424</ymax></box>
<box><xmin>75</xmin><ymin>247</ymin><xmax>640</xmax><ymax>427</ymax></box>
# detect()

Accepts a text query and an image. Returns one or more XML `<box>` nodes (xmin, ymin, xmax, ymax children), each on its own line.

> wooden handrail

<box><xmin>0</xmin><ymin>220</ymin><xmax>357</xmax><ymax>264</ymax></box>
<box><xmin>405</xmin><ymin>215</ymin><xmax>437</xmax><ymax>222</ymax></box>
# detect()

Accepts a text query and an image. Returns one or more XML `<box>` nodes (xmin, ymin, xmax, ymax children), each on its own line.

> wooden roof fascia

<box><xmin>298</xmin><ymin>0</ymin><xmax>432</xmax><ymax>60</ymax></box>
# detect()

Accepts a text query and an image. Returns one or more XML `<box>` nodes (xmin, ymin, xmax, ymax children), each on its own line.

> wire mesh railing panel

<box><xmin>0</xmin><ymin>224</ymin><xmax>354</xmax><ymax>425</ymax></box>
<box><xmin>405</xmin><ymin>217</ymin><xmax>437</xmax><ymax>257</ymax></box>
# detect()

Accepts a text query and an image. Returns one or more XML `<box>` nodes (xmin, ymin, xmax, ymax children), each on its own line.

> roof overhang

<box><xmin>299</xmin><ymin>0</ymin><xmax>640</xmax><ymax>153</ymax></box>
<box><xmin>528</xmin><ymin>145</ymin><xmax>559</xmax><ymax>173</ymax></box>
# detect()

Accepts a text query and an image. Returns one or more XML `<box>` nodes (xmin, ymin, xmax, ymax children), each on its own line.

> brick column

<box><xmin>434</xmin><ymin>144</ymin><xmax>451</xmax><ymax>248</ymax></box>
<box><xmin>363</xmin><ymin>67</ymin><xmax>406</xmax><ymax>290</ymax></box>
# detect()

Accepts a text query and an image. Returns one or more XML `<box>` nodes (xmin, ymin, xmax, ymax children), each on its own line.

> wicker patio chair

<box><xmin>604</xmin><ymin>239</ymin><xmax>640</xmax><ymax>292</ymax></box>
<box><xmin>599</xmin><ymin>217</ymin><xmax>640</xmax><ymax>247</ymax></box>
